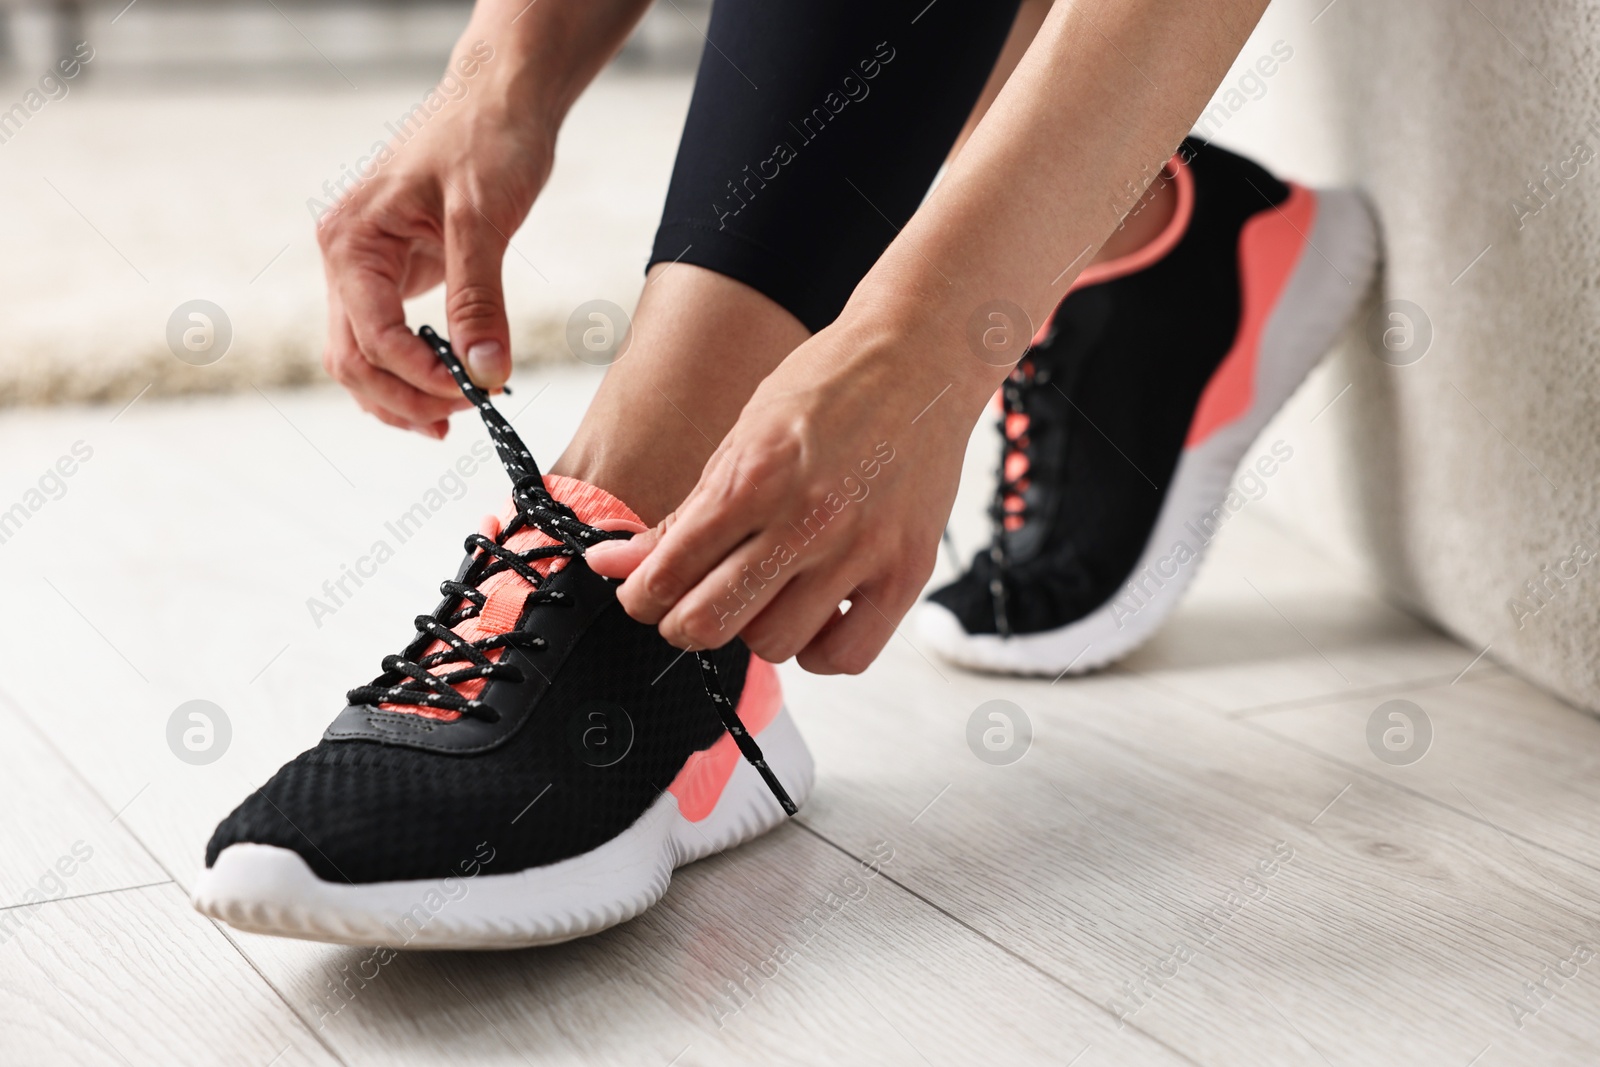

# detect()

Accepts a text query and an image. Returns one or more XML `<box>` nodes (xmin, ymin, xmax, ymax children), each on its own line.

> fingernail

<box><xmin>466</xmin><ymin>342</ymin><xmax>508</xmax><ymax>387</ymax></box>
<box><xmin>584</xmin><ymin>539</ymin><xmax>640</xmax><ymax>580</ymax></box>
<box><xmin>593</xmin><ymin>517</ymin><xmax>648</xmax><ymax>534</ymax></box>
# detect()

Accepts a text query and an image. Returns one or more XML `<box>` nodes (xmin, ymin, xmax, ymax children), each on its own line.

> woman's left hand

<box><xmin>585</xmin><ymin>314</ymin><xmax>985</xmax><ymax>674</ymax></box>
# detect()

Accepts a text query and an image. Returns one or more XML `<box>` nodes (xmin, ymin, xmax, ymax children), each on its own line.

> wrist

<box><xmin>458</xmin><ymin>0</ymin><xmax>651</xmax><ymax>136</ymax></box>
<box><xmin>791</xmin><ymin>311</ymin><xmax>993</xmax><ymax>455</ymax></box>
<box><xmin>833</xmin><ymin>277</ymin><xmax>1016</xmax><ymax>421</ymax></box>
<box><xmin>449</xmin><ymin>25</ymin><xmax>562</xmax><ymax>142</ymax></box>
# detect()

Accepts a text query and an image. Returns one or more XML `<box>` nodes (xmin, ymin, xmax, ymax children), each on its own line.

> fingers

<box><xmin>616</xmin><ymin>458</ymin><xmax>768</xmax><ymax>626</ymax></box>
<box><xmin>342</xmin><ymin>357</ymin><xmax>464</xmax><ymax>436</ymax></box>
<box><xmin>442</xmin><ymin>187</ymin><xmax>512</xmax><ymax>389</ymax></box>
<box><xmin>366</xmin><ymin>403</ymin><xmax>445</xmax><ymax>439</ymax></box>
<box><xmin>333</xmin><ymin>313</ymin><xmax>467</xmax><ymax>425</ymax></box>
<box><xmin>654</xmin><ymin>526</ymin><xmax>806</xmax><ymax>650</ymax></box>
<box><xmin>653</xmin><ymin>529</ymin><xmax>906</xmax><ymax>674</ymax></box>
<box><xmin>592</xmin><ymin>517</ymin><xmax>650</xmax><ymax>535</ymax></box>
<box><xmin>321</xmin><ymin>218</ymin><xmax>463</xmax><ymax>403</ymax></box>
<box><xmin>735</xmin><ymin>570</ymin><xmax>848</xmax><ymax>664</ymax></box>
<box><xmin>583</xmin><ymin>518</ymin><xmax>654</xmax><ymax>578</ymax></box>
<box><xmin>584</xmin><ymin>534</ymin><xmax>652</xmax><ymax>579</ymax></box>
<box><xmin>760</xmin><ymin>538</ymin><xmax>931</xmax><ymax>675</ymax></box>
<box><xmin>796</xmin><ymin>584</ymin><xmax>908</xmax><ymax>676</ymax></box>
<box><xmin>324</xmin><ymin>290</ymin><xmax>468</xmax><ymax>436</ymax></box>
<box><xmin>339</xmin><ymin>264</ymin><xmax>464</xmax><ymax>401</ymax></box>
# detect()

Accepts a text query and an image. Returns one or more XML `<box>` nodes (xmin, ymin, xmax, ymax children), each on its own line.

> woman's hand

<box><xmin>586</xmin><ymin>313</ymin><xmax>989</xmax><ymax>674</ymax></box>
<box><xmin>315</xmin><ymin>36</ymin><xmax>555</xmax><ymax>437</ymax></box>
<box><xmin>583</xmin><ymin>0</ymin><xmax>1270</xmax><ymax>676</ymax></box>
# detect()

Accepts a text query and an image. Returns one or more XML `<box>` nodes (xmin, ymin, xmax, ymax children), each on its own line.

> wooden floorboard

<box><xmin>1246</xmin><ymin>670</ymin><xmax>1600</xmax><ymax>873</ymax></box>
<box><xmin>0</xmin><ymin>686</ymin><xmax>168</xmax><ymax>913</ymax></box>
<box><xmin>780</xmin><ymin>647</ymin><xmax>1600</xmax><ymax>1067</ymax></box>
<box><xmin>2</xmin><ymin>377</ymin><xmax>1595</xmax><ymax>1064</ymax></box>
<box><xmin>0</xmin><ymin>883</ymin><xmax>340</xmax><ymax>1066</ymax></box>
<box><xmin>223</xmin><ymin>827</ymin><xmax>1185</xmax><ymax>1067</ymax></box>
<box><xmin>1105</xmin><ymin>516</ymin><xmax>1477</xmax><ymax>714</ymax></box>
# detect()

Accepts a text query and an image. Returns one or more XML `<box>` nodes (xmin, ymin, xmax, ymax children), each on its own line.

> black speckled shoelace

<box><xmin>350</xmin><ymin>326</ymin><xmax>796</xmax><ymax>816</ymax></box>
<box><xmin>985</xmin><ymin>324</ymin><xmax>1092</xmax><ymax>640</ymax></box>
<box><xmin>986</xmin><ymin>357</ymin><xmax>1033</xmax><ymax>639</ymax></box>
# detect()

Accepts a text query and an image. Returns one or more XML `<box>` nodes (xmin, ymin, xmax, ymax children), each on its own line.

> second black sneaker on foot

<box><xmin>919</xmin><ymin>137</ymin><xmax>1378</xmax><ymax>675</ymax></box>
<box><xmin>194</xmin><ymin>329</ymin><xmax>812</xmax><ymax>949</ymax></box>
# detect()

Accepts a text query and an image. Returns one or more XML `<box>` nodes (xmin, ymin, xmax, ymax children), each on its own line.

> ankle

<box><xmin>549</xmin><ymin>438</ymin><xmax>695</xmax><ymax>527</ymax></box>
<box><xmin>545</xmin><ymin>264</ymin><xmax>810</xmax><ymax>525</ymax></box>
<box><xmin>1094</xmin><ymin>159</ymin><xmax>1184</xmax><ymax>265</ymax></box>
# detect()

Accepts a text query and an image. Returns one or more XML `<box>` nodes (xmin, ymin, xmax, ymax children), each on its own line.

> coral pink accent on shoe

<box><xmin>1031</xmin><ymin>155</ymin><xmax>1197</xmax><ymax>347</ymax></box>
<box><xmin>1070</xmin><ymin>157</ymin><xmax>1197</xmax><ymax>291</ymax></box>
<box><xmin>667</xmin><ymin>656</ymin><xmax>783</xmax><ymax>822</ymax></box>
<box><xmin>382</xmin><ymin>475</ymin><xmax>643</xmax><ymax>720</ymax></box>
<box><xmin>1184</xmin><ymin>183</ymin><xmax>1317</xmax><ymax>448</ymax></box>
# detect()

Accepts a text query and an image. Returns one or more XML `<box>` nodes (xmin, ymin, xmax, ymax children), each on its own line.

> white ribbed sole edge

<box><xmin>919</xmin><ymin>186</ymin><xmax>1378</xmax><ymax>677</ymax></box>
<box><xmin>192</xmin><ymin>708</ymin><xmax>814</xmax><ymax>950</ymax></box>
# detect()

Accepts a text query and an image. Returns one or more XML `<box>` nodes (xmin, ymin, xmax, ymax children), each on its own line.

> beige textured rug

<box><xmin>0</xmin><ymin>70</ymin><xmax>691</xmax><ymax>407</ymax></box>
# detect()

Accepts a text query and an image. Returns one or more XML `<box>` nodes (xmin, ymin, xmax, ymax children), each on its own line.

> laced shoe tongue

<box><xmin>384</xmin><ymin>476</ymin><xmax>642</xmax><ymax>720</ymax></box>
<box><xmin>352</xmin><ymin>327</ymin><xmax>796</xmax><ymax>817</ymax></box>
<box><xmin>997</xmin><ymin>358</ymin><xmax>1037</xmax><ymax>534</ymax></box>
<box><xmin>988</xmin><ymin>357</ymin><xmax>1040</xmax><ymax>639</ymax></box>
<box><xmin>340</xmin><ymin>326</ymin><xmax>796</xmax><ymax>819</ymax></box>
<box><xmin>468</xmin><ymin>476</ymin><xmax>641</xmax><ymax>638</ymax></box>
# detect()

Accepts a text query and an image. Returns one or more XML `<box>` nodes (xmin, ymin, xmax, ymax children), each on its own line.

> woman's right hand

<box><xmin>315</xmin><ymin>36</ymin><xmax>555</xmax><ymax>437</ymax></box>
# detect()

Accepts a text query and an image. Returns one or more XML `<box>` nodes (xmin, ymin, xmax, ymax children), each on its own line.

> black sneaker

<box><xmin>918</xmin><ymin>138</ymin><xmax>1377</xmax><ymax>675</ymax></box>
<box><xmin>194</xmin><ymin>329</ymin><xmax>812</xmax><ymax>949</ymax></box>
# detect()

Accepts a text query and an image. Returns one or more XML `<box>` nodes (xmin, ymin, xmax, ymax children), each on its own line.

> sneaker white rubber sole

<box><xmin>192</xmin><ymin>707</ymin><xmax>814</xmax><ymax>950</ymax></box>
<box><xmin>919</xmin><ymin>186</ymin><xmax>1379</xmax><ymax>677</ymax></box>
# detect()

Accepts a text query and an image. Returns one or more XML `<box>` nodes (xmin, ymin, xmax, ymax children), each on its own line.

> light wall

<box><xmin>1209</xmin><ymin>0</ymin><xmax>1600</xmax><ymax>711</ymax></box>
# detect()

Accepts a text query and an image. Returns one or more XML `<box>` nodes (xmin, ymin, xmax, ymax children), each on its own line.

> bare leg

<box><xmin>550</xmin><ymin>264</ymin><xmax>808</xmax><ymax>524</ymax></box>
<box><xmin>555</xmin><ymin>0</ymin><xmax>1180</xmax><ymax>524</ymax></box>
<box><xmin>950</xmin><ymin>0</ymin><xmax>1176</xmax><ymax>264</ymax></box>
<box><xmin>947</xmin><ymin>0</ymin><xmax>1051</xmax><ymax>160</ymax></box>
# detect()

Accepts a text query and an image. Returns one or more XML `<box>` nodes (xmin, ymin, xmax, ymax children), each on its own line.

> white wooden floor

<box><xmin>2</xmin><ymin>365</ymin><xmax>1597</xmax><ymax>1066</ymax></box>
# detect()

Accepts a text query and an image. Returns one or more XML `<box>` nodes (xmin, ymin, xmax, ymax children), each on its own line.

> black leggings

<box><xmin>649</xmin><ymin>0</ymin><xmax>1023</xmax><ymax>334</ymax></box>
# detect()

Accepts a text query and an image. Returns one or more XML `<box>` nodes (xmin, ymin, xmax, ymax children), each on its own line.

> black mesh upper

<box><xmin>205</xmin><ymin>594</ymin><xmax>748</xmax><ymax>884</ymax></box>
<box><xmin>930</xmin><ymin>138</ymin><xmax>1290</xmax><ymax>636</ymax></box>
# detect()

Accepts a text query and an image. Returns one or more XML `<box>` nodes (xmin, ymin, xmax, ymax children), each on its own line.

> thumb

<box><xmin>443</xmin><ymin>191</ymin><xmax>512</xmax><ymax>389</ymax></box>
<box><xmin>585</xmin><ymin>517</ymin><xmax>658</xmax><ymax>579</ymax></box>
